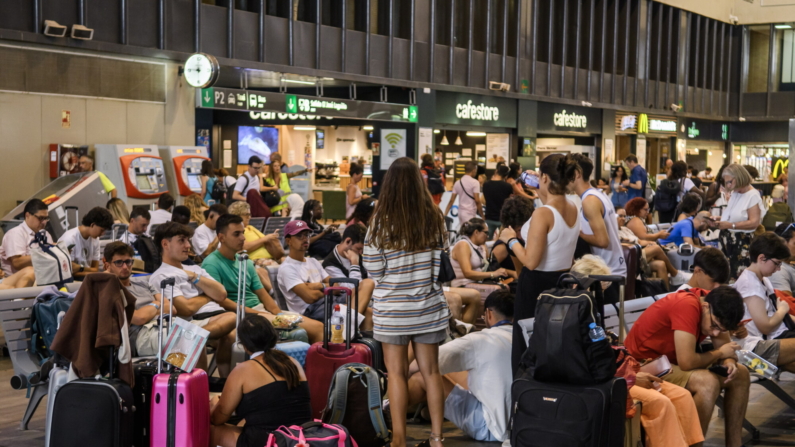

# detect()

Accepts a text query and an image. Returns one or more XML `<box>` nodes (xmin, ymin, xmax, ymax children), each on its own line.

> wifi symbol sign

<box><xmin>385</xmin><ymin>133</ymin><xmax>403</xmax><ymax>147</ymax></box>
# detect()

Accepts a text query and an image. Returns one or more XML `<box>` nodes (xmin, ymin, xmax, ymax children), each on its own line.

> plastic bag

<box><xmin>162</xmin><ymin>317</ymin><xmax>209</xmax><ymax>372</ymax></box>
<box><xmin>737</xmin><ymin>350</ymin><xmax>778</xmax><ymax>378</ymax></box>
<box><xmin>273</xmin><ymin>312</ymin><xmax>304</xmax><ymax>330</ymax></box>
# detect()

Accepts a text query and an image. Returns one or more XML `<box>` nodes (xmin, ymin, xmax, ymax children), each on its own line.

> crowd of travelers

<box><xmin>2</xmin><ymin>150</ymin><xmax>795</xmax><ymax>447</ymax></box>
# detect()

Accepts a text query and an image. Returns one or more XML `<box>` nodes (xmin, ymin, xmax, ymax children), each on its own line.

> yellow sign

<box><xmin>773</xmin><ymin>158</ymin><xmax>789</xmax><ymax>180</ymax></box>
<box><xmin>123</xmin><ymin>148</ymin><xmax>145</xmax><ymax>153</ymax></box>
<box><xmin>638</xmin><ymin>114</ymin><xmax>649</xmax><ymax>134</ymax></box>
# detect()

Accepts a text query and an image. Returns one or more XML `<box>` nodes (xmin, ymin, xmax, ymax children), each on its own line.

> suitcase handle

<box><xmin>157</xmin><ymin>279</ymin><xmax>176</xmax><ymax>375</ymax></box>
<box><xmin>235</xmin><ymin>251</ymin><xmax>249</xmax><ymax>342</ymax></box>
<box><xmin>321</xmin><ymin>286</ymin><xmax>353</xmax><ymax>350</ymax></box>
<box><xmin>329</xmin><ymin>278</ymin><xmax>360</xmax><ymax>341</ymax></box>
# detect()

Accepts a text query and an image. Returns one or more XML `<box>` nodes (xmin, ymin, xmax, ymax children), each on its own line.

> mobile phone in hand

<box><xmin>708</xmin><ymin>365</ymin><xmax>729</xmax><ymax>377</ymax></box>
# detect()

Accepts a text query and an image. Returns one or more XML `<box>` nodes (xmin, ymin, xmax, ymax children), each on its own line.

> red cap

<box><xmin>284</xmin><ymin>219</ymin><xmax>312</xmax><ymax>237</ymax></box>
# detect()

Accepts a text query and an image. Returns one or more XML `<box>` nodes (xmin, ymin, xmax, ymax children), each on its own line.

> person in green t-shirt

<box><xmin>80</xmin><ymin>155</ymin><xmax>117</xmax><ymax>198</ymax></box>
<box><xmin>202</xmin><ymin>214</ymin><xmax>323</xmax><ymax>343</ymax></box>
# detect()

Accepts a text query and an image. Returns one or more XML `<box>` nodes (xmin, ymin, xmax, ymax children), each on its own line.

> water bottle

<box><xmin>588</xmin><ymin>322</ymin><xmax>606</xmax><ymax>342</ymax></box>
<box><xmin>330</xmin><ymin>304</ymin><xmax>345</xmax><ymax>344</ymax></box>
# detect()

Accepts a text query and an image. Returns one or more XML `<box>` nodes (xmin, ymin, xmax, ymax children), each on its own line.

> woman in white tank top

<box><xmin>499</xmin><ymin>153</ymin><xmax>582</xmax><ymax>374</ymax></box>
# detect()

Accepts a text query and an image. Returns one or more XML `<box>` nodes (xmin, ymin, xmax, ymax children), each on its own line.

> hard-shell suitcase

<box><xmin>306</xmin><ymin>283</ymin><xmax>372</xmax><ymax>419</ymax></box>
<box><xmin>44</xmin><ymin>364</ymin><xmax>69</xmax><ymax>447</ymax></box>
<box><xmin>132</xmin><ymin>359</ymin><xmax>158</xmax><ymax>447</ymax></box>
<box><xmin>149</xmin><ymin>277</ymin><xmax>211</xmax><ymax>447</ymax></box>
<box><xmin>50</xmin><ymin>347</ymin><xmax>135</xmax><ymax>447</ymax></box>
<box><xmin>275</xmin><ymin>341</ymin><xmax>312</xmax><ymax>367</ymax></box>
<box><xmin>510</xmin><ymin>375</ymin><xmax>626</xmax><ymax>447</ymax></box>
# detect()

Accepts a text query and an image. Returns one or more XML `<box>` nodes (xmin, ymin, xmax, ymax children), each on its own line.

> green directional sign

<box><xmin>408</xmin><ymin>105</ymin><xmax>418</xmax><ymax>122</ymax></box>
<box><xmin>201</xmin><ymin>88</ymin><xmax>214</xmax><ymax>107</ymax></box>
<box><xmin>286</xmin><ymin>94</ymin><xmax>298</xmax><ymax>113</ymax></box>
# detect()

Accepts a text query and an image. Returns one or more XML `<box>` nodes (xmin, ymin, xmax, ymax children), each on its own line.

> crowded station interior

<box><xmin>6</xmin><ymin>1</ymin><xmax>795</xmax><ymax>447</ymax></box>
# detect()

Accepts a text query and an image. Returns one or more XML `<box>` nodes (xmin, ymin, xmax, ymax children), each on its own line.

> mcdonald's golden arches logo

<box><xmin>773</xmin><ymin>158</ymin><xmax>789</xmax><ymax>180</ymax></box>
<box><xmin>638</xmin><ymin>114</ymin><xmax>649</xmax><ymax>134</ymax></box>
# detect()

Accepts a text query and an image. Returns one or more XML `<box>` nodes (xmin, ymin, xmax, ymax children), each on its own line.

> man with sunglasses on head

<box><xmin>625</xmin><ymin>247</ymin><xmax>750</xmax><ymax>447</ymax></box>
<box><xmin>732</xmin><ymin>233</ymin><xmax>795</xmax><ymax>374</ymax></box>
<box><xmin>103</xmin><ymin>241</ymin><xmax>172</xmax><ymax>357</ymax></box>
<box><xmin>0</xmin><ymin>199</ymin><xmax>53</xmax><ymax>276</ymax></box>
<box><xmin>232</xmin><ymin>156</ymin><xmax>264</xmax><ymax>203</ymax></box>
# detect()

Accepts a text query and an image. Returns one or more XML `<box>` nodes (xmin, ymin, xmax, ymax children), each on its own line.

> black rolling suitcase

<box><xmin>328</xmin><ymin>277</ymin><xmax>384</xmax><ymax>371</ymax></box>
<box><xmin>132</xmin><ymin>358</ymin><xmax>158</xmax><ymax>447</ymax></box>
<box><xmin>50</xmin><ymin>348</ymin><xmax>135</xmax><ymax>447</ymax></box>
<box><xmin>510</xmin><ymin>375</ymin><xmax>626</xmax><ymax>447</ymax></box>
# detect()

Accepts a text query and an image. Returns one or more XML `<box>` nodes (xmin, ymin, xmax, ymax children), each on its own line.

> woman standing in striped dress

<box><xmin>363</xmin><ymin>157</ymin><xmax>450</xmax><ymax>447</ymax></box>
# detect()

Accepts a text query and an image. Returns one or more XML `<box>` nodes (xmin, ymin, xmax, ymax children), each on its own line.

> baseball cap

<box><xmin>284</xmin><ymin>220</ymin><xmax>312</xmax><ymax>237</ymax></box>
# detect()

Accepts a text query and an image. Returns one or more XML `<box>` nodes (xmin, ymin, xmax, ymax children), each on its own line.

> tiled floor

<box><xmin>1</xmin><ymin>356</ymin><xmax>793</xmax><ymax>447</ymax></box>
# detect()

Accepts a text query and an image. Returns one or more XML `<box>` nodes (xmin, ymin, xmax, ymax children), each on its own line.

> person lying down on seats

<box><xmin>570</xmin><ymin>254</ymin><xmax>704</xmax><ymax>447</ymax></box>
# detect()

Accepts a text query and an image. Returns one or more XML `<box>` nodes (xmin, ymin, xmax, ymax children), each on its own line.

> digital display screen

<box><xmin>316</xmin><ymin>130</ymin><xmax>325</xmax><ymax>149</ymax></box>
<box><xmin>238</xmin><ymin>126</ymin><xmax>279</xmax><ymax>165</ymax></box>
<box><xmin>187</xmin><ymin>174</ymin><xmax>201</xmax><ymax>190</ymax></box>
<box><xmin>136</xmin><ymin>174</ymin><xmax>152</xmax><ymax>191</ymax></box>
<box><xmin>363</xmin><ymin>164</ymin><xmax>372</xmax><ymax>176</ymax></box>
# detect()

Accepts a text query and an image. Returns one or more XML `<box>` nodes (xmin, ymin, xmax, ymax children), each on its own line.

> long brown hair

<box><xmin>368</xmin><ymin>157</ymin><xmax>445</xmax><ymax>251</ymax></box>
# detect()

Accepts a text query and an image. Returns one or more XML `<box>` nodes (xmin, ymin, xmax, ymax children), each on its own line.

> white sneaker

<box><xmin>670</xmin><ymin>271</ymin><xmax>692</xmax><ymax>286</ymax></box>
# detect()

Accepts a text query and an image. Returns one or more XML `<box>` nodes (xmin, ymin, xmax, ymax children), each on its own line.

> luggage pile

<box><xmin>510</xmin><ymin>274</ymin><xmax>628</xmax><ymax>447</ymax></box>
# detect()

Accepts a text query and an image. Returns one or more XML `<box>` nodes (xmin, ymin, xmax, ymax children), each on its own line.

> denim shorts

<box><xmin>443</xmin><ymin>384</ymin><xmax>498</xmax><ymax>442</ymax></box>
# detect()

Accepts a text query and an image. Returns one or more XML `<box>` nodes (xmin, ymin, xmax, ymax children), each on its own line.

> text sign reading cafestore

<box><xmin>537</xmin><ymin>102</ymin><xmax>602</xmax><ymax>134</ymax></box>
<box><xmin>435</xmin><ymin>91</ymin><xmax>517</xmax><ymax>128</ymax></box>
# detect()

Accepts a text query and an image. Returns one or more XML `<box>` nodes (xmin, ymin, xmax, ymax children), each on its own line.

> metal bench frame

<box><xmin>0</xmin><ymin>283</ymin><xmax>81</xmax><ymax>429</ymax></box>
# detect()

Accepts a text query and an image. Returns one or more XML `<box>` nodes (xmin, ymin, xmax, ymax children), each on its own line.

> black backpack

<box><xmin>226</xmin><ymin>175</ymin><xmax>249</xmax><ymax>205</ymax></box>
<box><xmin>210</xmin><ymin>177</ymin><xmax>227</xmax><ymax>201</ymax></box>
<box><xmin>322</xmin><ymin>363</ymin><xmax>391</xmax><ymax>447</ymax></box>
<box><xmin>424</xmin><ymin>167</ymin><xmax>445</xmax><ymax>195</ymax></box>
<box><xmin>653</xmin><ymin>178</ymin><xmax>683</xmax><ymax>213</ymax></box>
<box><xmin>520</xmin><ymin>274</ymin><xmax>616</xmax><ymax>385</ymax></box>
<box><xmin>132</xmin><ymin>234</ymin><xmax>162</xmax><ymax>274</ymax></box>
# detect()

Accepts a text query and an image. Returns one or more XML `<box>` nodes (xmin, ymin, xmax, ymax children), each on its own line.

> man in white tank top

<box><xmin>570</xmin><ymin>155</ymin><xmax>626</xmax><ymax>302</ymax></box>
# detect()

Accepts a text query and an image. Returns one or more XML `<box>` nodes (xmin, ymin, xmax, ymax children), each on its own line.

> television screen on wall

<box><xmin>238</xmin><ymin>126</ymin><xmax>278</xmax><ymax>165</ymax></box>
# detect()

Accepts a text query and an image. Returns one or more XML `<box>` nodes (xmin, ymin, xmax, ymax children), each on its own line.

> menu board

<box><xmin>486</xmin><ymin>133</ymin><xmax>510</xmax><ymax>169</ymax></box>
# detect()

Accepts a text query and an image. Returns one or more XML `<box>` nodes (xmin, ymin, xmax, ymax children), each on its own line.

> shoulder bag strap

<box><xmin>361</xmin><ymin>367</ymin><xmax>390</xmax><ymax>441</ymax></box>
<box><xmin>456</xmin><ymin>179</ymin><xmax>475</xmax><ymax>200</ymax></box>
<box><xmin>326</xmin><ymin>367</ymin><xmax>353</xmax><ymax>423</ymax></box>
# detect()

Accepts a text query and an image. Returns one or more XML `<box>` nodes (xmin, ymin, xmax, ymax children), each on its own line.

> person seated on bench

<box><xmin>0</xmin><ymin>267</ymin><xmax>35</xmax><ymax>289</ymax></box>
<box><xmin>300</xmin><ymin>200</ymin><xmax>341</xmax><ymax>260</ymax></box>
<box><xmin>447</xmin><ymin>218</ymin><xmax>499</xmax><ymax>319</ymax></box>
<box><xmin>674</xmin><ymin>192</ymin><xmax>703</xmax><ymax>223</ymax></box>
<box><xmin>119</xmin><ymin>208</ymin><xmax>150</xmax><ymax>245</ymax></box>
<box><xmin>147</xmin><ymin>193</ymin><xmax>174</xmax><ymax>236</ymax></box>
<box><xmin>210</xmin><ymin>314</ymin><xmax>311</xmax><ymax>447</ymax></box>
<box><xmin>772</xmin><ymin>223</ymin><xmax>795</xmax><ymax>295</ymax></box>
<box><xmin>624</xmin><ymin>198</ymin><xmax>671</xmax><ymax>243</ymax></box>
<box><xmin>278</xmin><ymin>220</ymin><xmax>371</xmax><ymax>325</ymax></box>
<box><xmin>202</xmin><ymin>214</ymin><xmax>324</xmax><ymax>343</ymax></box>
<box><xmin>406</xmin><ymin>290</ymin><xmax>513</xmax><ymax>442</ymax></box>
<box><xmin>228</xmin><ymin>201</ymin><xmax>284</xmax><ymax>265</ymax></box>
<box><xmin>733</xmin><ymin>233</ymin><xmax>795</xmax><ymax>373</ymax></box>
<box><xmin>150</xmin><ymin>222</ymin><xmax>237</xmax><ymax>375</ymax></box>
<box><xmin>0</xmin><ymin>199</ymin><xmax>52</xmax><ymax>278</ymax></box>
<box><xmin>58</xmin><ymin>206</ymin><xmax>114</xmax><ymax>279</ymax></box>
<box><xmin>625</xmin><ymin>248</ymin><xmax>750</xmax><ymax>447</ymax></box>
<box><xmin>659</xmin><ymin>210</ymin><xmax>711</xmax><ymax>247</ymax></box>
<box><xmin>102</xmin><ymin>242</ymin><xmax>171</xmax><ymax>357</ymax></box>
<box><xmin>321</xmin><ymin>223</ymin><xmax>376</xmax><ymax>330</ymax></box>
<box><xmin>570</xmin><ymin>254</ymin><xmax>704</xmax><ymax>447</ymax></box>
<box><xmin>621</xmin><ymin>200</ymin><xmax>690</xmax><ymax>289</ymax></box>
<box><xmin>192</xmin><ymin>203</ymin><xmax>227</xmax><ymax>259</ymax></box>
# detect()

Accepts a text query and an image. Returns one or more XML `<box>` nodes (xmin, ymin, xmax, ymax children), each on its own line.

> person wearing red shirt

<box><xmin>625</xmin><ymin>248</ymin><xmax>750</xmax><ymax>447</ymax></box>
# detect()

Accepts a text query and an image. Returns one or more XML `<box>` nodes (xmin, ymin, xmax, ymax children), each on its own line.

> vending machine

<box><xmin>94</xmin><ymin>144</ymin><xmax>169</xmax><ymax>207</ymax></box>
<box><xmin>158</xmin><ymin>146</ymin><xmax>211</xmax><ymax>203</ymax></box>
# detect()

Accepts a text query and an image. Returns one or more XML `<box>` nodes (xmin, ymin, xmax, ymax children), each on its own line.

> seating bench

<box><xmin>0</xmin><ymin>283</ymin><xmax>81</xmax><ymax>430</ymax></box>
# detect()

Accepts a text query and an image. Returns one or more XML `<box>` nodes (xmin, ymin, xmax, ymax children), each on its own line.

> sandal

<box><xmin>414</xmin><ymin>433</ymin><xmax>444</xmax><ymax>447</ymax></box>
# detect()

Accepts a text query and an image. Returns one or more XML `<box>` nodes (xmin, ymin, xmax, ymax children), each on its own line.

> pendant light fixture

<box><xmin>454</xmin><ymin>131</ymin><xmax>463</xmax><ymax>145</ymax></box>
<box><xmin>441</xmin><ymin>130</ymin><xmax>449</xmax><ymax>145</ymax></box>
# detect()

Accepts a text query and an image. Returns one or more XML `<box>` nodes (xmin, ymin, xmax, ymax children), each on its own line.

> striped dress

<box><xmin>362</xmin><ymin>240</ymin><xmax>451</xmax><ymax>337</ymax></box>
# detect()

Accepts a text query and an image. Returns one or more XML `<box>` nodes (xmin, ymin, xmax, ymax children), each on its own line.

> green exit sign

<box><xmin>286</xmin><ymin>94</ymin><xmax>297</xmax><ymax>113</ymax></box>
<box><xmin>201</xmin><ymin>88</ymin><xmax>214</xmax><ymax>107</ymax></box>
<box><xmin>403</xmin><ymin>105</ymin><xmax>418</xmax><ymax>122</ymax></box>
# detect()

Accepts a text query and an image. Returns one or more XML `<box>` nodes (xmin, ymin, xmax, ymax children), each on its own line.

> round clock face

<box><xmin>184</xmin><ymin>53</ymin><xmax>219</xmax><ymax>88</ymax></box>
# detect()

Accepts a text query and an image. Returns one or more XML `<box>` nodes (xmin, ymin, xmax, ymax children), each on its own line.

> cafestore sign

<box><xmin>456</xmin><ymin>100</ymin><xmax>500</xmax><ymax>121</ymax></box>
<box><xmin>553</xmin><ymin>110</ymin><xmax>588</xmax><ymax>129</ymax></box>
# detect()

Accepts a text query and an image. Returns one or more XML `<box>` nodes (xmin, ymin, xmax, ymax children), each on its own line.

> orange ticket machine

<box><xmin>158</xmin><ymin>146</ymin><xmax>210</xmax><ymax>204</ymax></box>
<box><xmin>95</xmin><ymin>144</ymin><xmax>169</xmax><ymax>206</ymax></box>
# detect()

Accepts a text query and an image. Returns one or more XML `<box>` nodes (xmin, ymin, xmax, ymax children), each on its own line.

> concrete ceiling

<box><xmin>656</xmin><ymin>0</ymin><xmax>795</xmax><ymax>25</ymax></box>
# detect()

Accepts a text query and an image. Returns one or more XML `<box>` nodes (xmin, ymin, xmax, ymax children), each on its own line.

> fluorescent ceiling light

<box><xmin>284</xmin><ymin>79</ymin><xmax>316</xmax><ymax>85</ymax></box>
<box><xmin>775</xmin><ymin>24</ymin><xmax>792</xmax><ymax>29</ymax></box>
<box><xmin>433</xmin><ymin>129</ymin><xmax>440</xmax><ymax>134</ymax></box>
<box><xmin>466</xmin><ymin>132</ymin><xmax>487</xmax><ymax>137</ymax></box>
<box><xmin>294</xmin><ymin>126</ymin><xmax>316</xmax><ymax>131</ymax></box>
<box><xmin>363</xmin><ymin>126</ymin><xmax>374</xmax><ymax>130</ymax></box>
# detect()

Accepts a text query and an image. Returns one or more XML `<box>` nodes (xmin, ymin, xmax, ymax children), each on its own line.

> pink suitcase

<box><xmin>149</xmin><ymin>277</ymin><xmax>210</xmax><ymax>447</ymax></box>
<box><xmin>150</xmin><ymin>369</ymin><xmax>210</xmax><ymax>447</ymax></box>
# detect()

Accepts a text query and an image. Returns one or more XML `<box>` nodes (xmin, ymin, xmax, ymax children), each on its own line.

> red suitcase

<box><xmin>305</xmin><ymin>285</ymin><xmax>373</xmax><ymax>419</ymax></box>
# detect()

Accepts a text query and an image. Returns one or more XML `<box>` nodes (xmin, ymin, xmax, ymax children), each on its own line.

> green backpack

<box><xmin>763</xmin><ymin>202</ymin><xmax>794</xmax><ymax>231</ymax></box>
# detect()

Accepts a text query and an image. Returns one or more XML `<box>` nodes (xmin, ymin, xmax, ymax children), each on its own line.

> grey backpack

<box><xmin>322</xmin><ymin>363</ymin><xmax>391</xmax><ymax>447</ymax></box>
